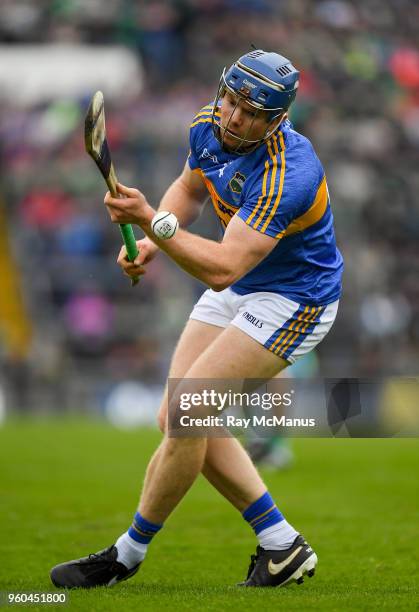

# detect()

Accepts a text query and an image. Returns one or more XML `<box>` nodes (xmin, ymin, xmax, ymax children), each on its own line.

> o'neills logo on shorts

<box><xmin>242</xmin><ymin>312</ymin><xmax>263</xmax><ymax>328</ymax></box>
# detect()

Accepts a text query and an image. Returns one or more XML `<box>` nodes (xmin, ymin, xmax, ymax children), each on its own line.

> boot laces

<box><xmin>246</xmin><ymin>550</ymin><xmax>261</xmax><ymax>580</ymax></box>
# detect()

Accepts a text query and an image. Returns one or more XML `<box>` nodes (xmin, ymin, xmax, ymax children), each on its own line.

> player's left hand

<box><xmin>117</xmin><ymin>237</ymin><xmax>158</xmax><ymax>280</ymax></box>
<box><xmin>104</xmin><ymin>183</ymin><xmax>154</xmax><ymax>225</ymax></box>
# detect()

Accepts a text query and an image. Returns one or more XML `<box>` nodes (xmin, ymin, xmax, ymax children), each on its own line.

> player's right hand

<box><xmin>117</xmin><ymin>237</ymin><xmax>159</xmax><ymax>280</ymax></box>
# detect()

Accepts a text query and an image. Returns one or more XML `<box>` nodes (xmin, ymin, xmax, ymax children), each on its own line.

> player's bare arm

<box><xmin>116</xmin><ymin>162</ymin><xmax>208</xmax><ymax>278</ymax></box>
<box><xmin>106</xmin><ymin>182</ymin><xmax>277</xmax><ymax>291</ymax></box>
<box><xmin>157</xmin><ymin>161</ymin><xmax>209</xmax><ymax>224</ymax></box>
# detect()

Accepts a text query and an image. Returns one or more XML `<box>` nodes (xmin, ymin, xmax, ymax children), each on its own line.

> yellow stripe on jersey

<box><xmin>244</xmin><ymin>138</ymin><xmax>274</xmax><ymax>227</ymax></box>
<box><xmin>283</xmin><ymin>176</ymin><xmax>328</xmax><ymax>237</ymax></box>
<box><xmin>193</xmin><ymin>169</ymin><xmax>238</xmax><ymax>213</ymax></box>
<box><xmin>193</xmin><ymin>168</ymin><xmax>238</xmax><ymax>227</ymax></box>
<box><xmin>253</xmin><ymin>134</ymin><xmax>279</xmax><ymax>230</ymax></box>
<box><xmin>274</xmin><ymin>175</ymin><xmax>328</xmax><ymax>239</ymax></box>
<box><xmin>245</xmin><ymin>132</ymin><xmax>286</xmax><ymax>232</ymax></box>
<box><xmin>190</xmin><ymin>105</ymin><xmax>220</xmax><ymax>128</ymax></box>
<box><xmin>194</xmin><ymin>108</ymin><xmax>220</xmax><ymax>119</ymax></box>
<box><xmin>194</xmin><ymin>104</ymin><xmax>216</xmax><ymax>115</ymax></box>
<box><xmin>190</xmin><ymin>117</ymin><xmax>211</xmax><ymax>128</ymax></box>
<box><xmin>190</xmin><ymin>116</ymin><xmax>220</xmax><ymax>128</ymax></box>
<box><xmin>260</xmin><ymin>131</ymin><xmax>286</xmax><ymax>233</ymax></box>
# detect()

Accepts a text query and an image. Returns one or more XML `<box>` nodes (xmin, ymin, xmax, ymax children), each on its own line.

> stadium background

<box><xmin>1</xmin><ymin>0</ymin><xmax>419</xmax><ymax>422</ymax></box>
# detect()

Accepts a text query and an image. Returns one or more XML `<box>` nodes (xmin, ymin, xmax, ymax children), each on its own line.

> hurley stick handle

<box><xmin>106</xmin><ymin>165</ymin><xmax>139</xmax><ymax>286</ymax></box>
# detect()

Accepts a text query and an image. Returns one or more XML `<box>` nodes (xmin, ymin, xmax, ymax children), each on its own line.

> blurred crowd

<box><xmin>1</xmin><ymin>0</ymin><xmax>419</xmax><ymax>414</ymax></box>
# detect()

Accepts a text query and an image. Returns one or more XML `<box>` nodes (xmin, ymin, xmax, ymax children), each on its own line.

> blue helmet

<box><xmin>212</xmin><ymin>50</ymin><xmax>299</xmax><ymax>153</ymax></box>
<box><xmin>224</xmin><ymin>50</ymin><xmax>299</xmax><ymax>117</ymax></box>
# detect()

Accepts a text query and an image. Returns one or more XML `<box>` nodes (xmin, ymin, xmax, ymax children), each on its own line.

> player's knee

<box><xmin>165</xmin><ymin>435</ymin><xmax>205</xmax><ymax>456</ymax></box>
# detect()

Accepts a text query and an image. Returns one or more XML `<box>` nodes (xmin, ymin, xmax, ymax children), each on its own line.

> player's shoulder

<box><xmin>189</xmin><ymin>102</ymin><xmax>220</xmax><ymax>154</ymax></box>
<box><xmin>244</xmin><ymin>121</ymin><xmax>324</xmax><ymax>206</ymax></box>
<box><xmin>272</xmin><ymin>120</ymin><xmax>319</xmax><ymax>163</ymax></box>
<box><xmin>189</xmin><ymin>102</ymin><xmax>220</xmax><ymax>130</ymax></box>
<box><xmin>268</xmin><ymin>121</ymin><xmax>322</xmax><ymax>182</ymax></box>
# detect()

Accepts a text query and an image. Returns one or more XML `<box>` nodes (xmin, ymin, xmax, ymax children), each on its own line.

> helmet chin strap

<box><xmin>264</xmin><ymin>113</ymin><xmax>287</xmax><ymax>139</ymax></box>
<box><xmin>218</xmin><ymin>108</ymin><xmax>286</xmax><ymax>154</ymax></box>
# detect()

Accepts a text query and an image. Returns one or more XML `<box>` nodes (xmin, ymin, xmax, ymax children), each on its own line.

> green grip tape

<box><xmin>119</xmin><ymin>224</ymin><xmax>139</xmax><ymax>261</ymax></box>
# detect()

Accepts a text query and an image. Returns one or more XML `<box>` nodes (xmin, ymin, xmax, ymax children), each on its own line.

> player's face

<box><xmin>220</xmin><ymin>90</ymin><xmax>274</xmax><ymax>151</ymax></box>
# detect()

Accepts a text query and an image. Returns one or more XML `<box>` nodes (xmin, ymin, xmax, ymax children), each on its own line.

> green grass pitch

<box><xmin>0</xmin><ymin>419</ymin><xmax>418</xmax><ymax>611</ymax></box>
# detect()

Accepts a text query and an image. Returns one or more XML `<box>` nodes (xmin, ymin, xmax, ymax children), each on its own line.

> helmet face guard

<box><xmin>212</xmin><ymin>50</ymin><xmax>299</xmax><ymax>154</ymax></box>
<box><xmin>212</xmin><ymin>70</ymin><xmax>283</xmax><ymax>154</ymax></box>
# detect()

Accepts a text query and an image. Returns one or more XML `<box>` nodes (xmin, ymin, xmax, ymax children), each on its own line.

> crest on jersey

<box><xmin>229</xmin><ymin>171</ymin><xmax>246</xmax><ymax>194</ymax></box>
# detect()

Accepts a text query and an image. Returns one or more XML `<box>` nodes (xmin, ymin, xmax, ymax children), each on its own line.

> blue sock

<box><xmin>128</xmin><ymin>511</ymin><xmax>163</xmax><ymax>544</ymax></box>
<box><xmin>242</xmin><ymin>491</ymin><xmax>284</xmax><ymax>535</ymax></box>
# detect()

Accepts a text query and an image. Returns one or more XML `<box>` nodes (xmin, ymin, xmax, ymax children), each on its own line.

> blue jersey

<box><xmin>188</xmin><ymin>104</ymin><xmax>343</xmax><ymax>305</ymax></box>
